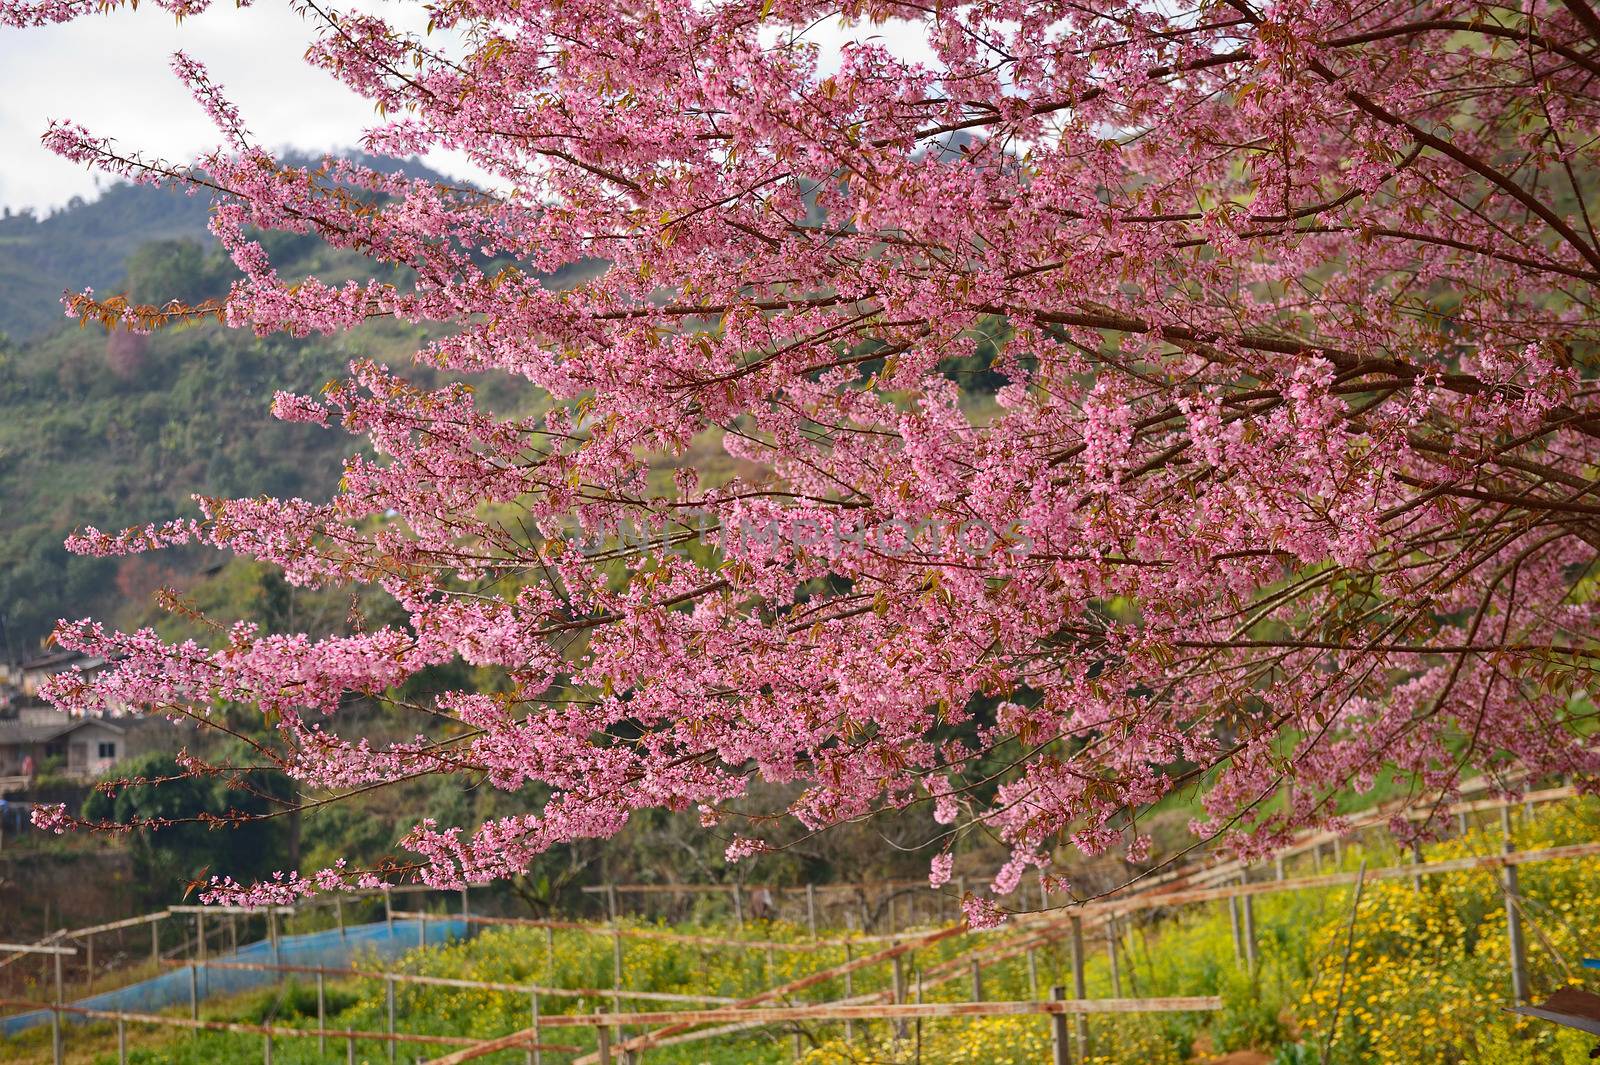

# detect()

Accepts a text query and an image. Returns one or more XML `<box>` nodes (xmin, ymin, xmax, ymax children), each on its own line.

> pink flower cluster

<box><xmin>7</xmin><ymin>0</ymin><xmax>1599</xmax><ymax>915</ymax></box>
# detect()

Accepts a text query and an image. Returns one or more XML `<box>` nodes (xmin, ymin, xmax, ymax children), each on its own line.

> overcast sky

<box><xmin>0</xmin><ymin>5</ymin><xmax>932</xmax><ymax>215</ymax></box>
<box><xmin>0</xmin><ymin>2</ymin><xmax>468</xmax><ymax>213</ymax></box>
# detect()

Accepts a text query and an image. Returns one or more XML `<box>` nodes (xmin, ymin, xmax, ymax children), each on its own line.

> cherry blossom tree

<box><xmin>6</xmin><ymin>0</ymin><xmax>1600</xmax><ymax>924</ymax></box>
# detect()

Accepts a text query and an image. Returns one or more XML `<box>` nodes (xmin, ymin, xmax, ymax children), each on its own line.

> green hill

<box><xmin>0</xmin><ymin>183</ymin><xmax>213</xmax><ymax>342</ymax></box>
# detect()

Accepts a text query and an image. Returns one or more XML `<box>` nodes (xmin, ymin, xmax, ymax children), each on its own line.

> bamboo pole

<box><xmin>52</xmin><ymin>949</ymin><xmax>63</xmax><ymax>1065</ymax></box>
<box><xmin>1106</xmin><ymin>917</ymin><xmax>1121</xmax><ymax>997</ymax></box>
<box><xmin>1242</xmin><ymin>895</ymin><xmax>1257</xmax><ymax>970</ymax></box>
<box><xmin>1051</xmin><ymin>986</ymin><xmax>1070</xmax><ymax>1065</ymax></box>
<box><xmin>160</xmin><ymin>957</ymin><xmax>739</xmax><ymax>1003</ymax></box>
<box><xmin>0</xmin><ymin>998</ymin><xmax>577</xmax><ymax>1052</ymax></box>
<box><xmin>1502</xmin><ymin>810</ymin><xmax>1530</xmax><ymax>1002</ymax></box>
<box><xmin>421</xmin><ymin>994</ymin><xmax>1226</xmax><ymax>1065</ymax></box>
<box><xmin>1070</xmin><ymin>916</ymin><xmax>1087</xmax><ymax>1056</ymax></box>
<box><xmin>1081</xmin><ymin>840</ymin><xmax>1600</xmax><ymax>918</ymax></box>
<box><xmin>843</xmin><ymin>943</ymin><xmax>854</xmax><ymax>1043</ymax></box>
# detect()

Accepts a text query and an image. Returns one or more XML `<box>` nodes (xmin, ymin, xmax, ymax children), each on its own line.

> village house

<box><xmin>0</xmin><ymin>705</ymin><xmax>127</xmax><ymax>794</ymax></box>
<box><xmin>2</xmin><ymin>648</ymin><xmax>113</xmax><ymax>700</ymax></box>
<box><xmin>0</xmin><ymin>650</ymin><xmax>133</xmax><ymax>794</ymax></box>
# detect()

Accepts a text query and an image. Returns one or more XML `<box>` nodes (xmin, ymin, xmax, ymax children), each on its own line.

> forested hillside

<box><xmin>0</xmin><ymin>165</ymin><xmax>457</xmax><ymax>654</ymax></box>
<box><xmin>0</xmin><ymin>183</ymin><xmax>212</xmax><ymax>342</ymax></box>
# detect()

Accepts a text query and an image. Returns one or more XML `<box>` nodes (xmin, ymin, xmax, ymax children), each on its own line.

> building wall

<box><xmin>65</xmin><ymin>722</ymin><xmax>124</xmax><ymax>777</ymax></box>
<box><xmin>0</xmin><ymin>742</ymin><xmax>28</xmax><ymax>775</ymax></box>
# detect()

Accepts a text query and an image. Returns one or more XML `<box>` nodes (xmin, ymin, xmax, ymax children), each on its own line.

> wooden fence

<box><xmin>2</xmin><ymin>781</ymin><xmax>1588</xmax><ymax>1065</ymax></box>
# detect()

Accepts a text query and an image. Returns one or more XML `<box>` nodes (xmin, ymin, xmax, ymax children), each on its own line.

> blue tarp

<box><xmin>1</xmin><ymin>917</ymin><xmax>467</xmax><ymax>1036</ymax></box>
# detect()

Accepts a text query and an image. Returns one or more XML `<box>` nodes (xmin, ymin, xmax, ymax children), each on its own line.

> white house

<box><xmin>0</xmin><ymin>706</ymin><xmax>127</xmax><ymax>793</ymax></box>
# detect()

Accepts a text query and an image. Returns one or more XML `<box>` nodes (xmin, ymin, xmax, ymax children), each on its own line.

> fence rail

<box><xmin>0</xmin><ymin>998</ymin><xmax>581</xmax><ymax>1053</ymax></box>
<box><xmin>159</xmin><ymin>957</ymin><xmax>742</xmax><ymax>1005</ymax></box>
<box><xmin>2</xmin><ymin>779</ymin><xmax>1589</xmax><ymax>1065</ymax></box>
<box><xmin>426</xmin><ymin>993</ymin><xmax>1224</xmax><ymax>1065</ymax></box>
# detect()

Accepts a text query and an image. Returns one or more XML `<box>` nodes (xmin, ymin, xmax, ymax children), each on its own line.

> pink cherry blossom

<box><xmin>5</xmin><ymin>0</ymin><xmax>1598</xmax><ymax>916</ymax></box>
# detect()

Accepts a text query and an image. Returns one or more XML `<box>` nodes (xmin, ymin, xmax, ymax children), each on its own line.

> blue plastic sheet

<box><xmin>1</xmin><ymin>917</ymin><xmax>466</xmax><ymax>1036</ymax></box>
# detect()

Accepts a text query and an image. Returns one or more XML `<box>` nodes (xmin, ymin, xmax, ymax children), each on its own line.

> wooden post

<box><xmin>1028</xmin><ymin>947</ymin><xmax>1039</xmax><ymax>999</ymax></box>
<box><xmin>263</xmin><ymin>1033</ymin><xmax>273</xmax><ymax>1065</ymax></box>
<box><xmin>347</xmin><ymin>1036</ymin><xmax>356</xmax><ymax>1065</ymax></box>
<box><xmin>1070</xmin><ymin>915</ymin><xmax>1087</xmax><ymax>1055</ymax></box>
<box><xmin>151</xmin><ymin>917</ymin><xmax>161</xmax><ymax>970</ymax></box>
<box><xmin>189</xmin><ymin>962</ymin><xmax>199</xmax><ymax>1020</ymax></box>
<box><xmin>1038</xmin><ymin>876</ymin><xmax>1049</xmax><ymax>912</ymax></box>
<box><xmin>386</xmin><ymin>975</ymin><xmax>397</xmax><ymax>1063</ymax></box>
<box><xmin>1457</xmin><ymin>811</ymin><xmax>1469</xmax><ymax>836</ymax></box>
<box><xmin>612</xmin><ymin>926</ymin><xmax>624</xmax><ymax>1019</ymax></box>
<box><xmin>732</xmin><ymin>883</ymin><xmax>744</xmax><ymax>928</ymax></box>
<box><xmin>1228</xmin><ymin>896</ymin><xmax>1243</xmax><ymax>962</ymax></box>
<box><xmin>1242</xmin><ymin>895</ymin><xmax>1257</xmax><ymax>970</ymax></box>
<box><xmin>596</xmin><ymin>1008</ymin><xmax>611</xmax><ymax>1064</ymax></box>
<box><xmin>529</xmin><ymin>990</ymin><xmax>542</xmax><ymax>1065</ymax></box>
<box><xmin>1503</xmin><ymin>838</ymin><xmax>1530</xmax><ymax>1002</ymax></box>
<box><xmin>196</xmin><ymin>911</ymin><xmax>206</xmax><ymax>962</ymax></box>
<box><xmin>914</xmin><ymin>967</ymin><xmax>924</xmax><ymax>1060</ymax></box>
<box><xmin>336</xmin><ymin>896</ymin><xmax>346</xmax><ymax>940</ymax></box>
<box><xmin>1333</xmin><ymin>835</ymin><xmax>1343</xmax><ymax>867</ymax></box>
<box><xmin>1123</xmin><ymin>919</ymin><xmax>1139</xmax><ymax>997</ymax></box>
<box><xmin>970</xmin><ymin>958</ymin><xmax>983</xmax><ymax>1001</ymax></box>
<box><xmin>892</xmin><ymin>952</ymin><xmax>908</xmax><ymax>1037</ymax></box>
<box><xmin>1274</xmin><ymin>855</ymin><xmax>1285</xmax><ymax>881</ymax></box>
<box><xmin>1411</xmin><ymin>841</ymin><xmax>1424</xmax><ymax>892</ymax></box>
<box><xmin>545</xmin><ymin>925</ymin><xmax>555</xmax><ymax>975</ymax></box>
<box><xmin>1050</xmin><ymin>985</ymin><xmax>1070</xmax><ymax>1065</ymax></box>
<box><xmin>385</xmin><ymin>888</ymin><xmax>395</xmax><ymax>931</ymax></box>
<box><xmin>85</xmin><ymin>932</ymin><xmax>94</xmax><ymax>993</ymax></box>
<box><xmin>268</xmin><ymin>909</ymin><xmax>281</xmax><ymax>978</ymax></box>
<box><xmin>461</xmin><ymin>886</ymin><xmax>470</xmax><ymax>933</ymax></box>
<box><xmin>421</xmin><ymin>909</ymin><xmax>429</xmax><ymax>949</ymax></box>
<box><xmin>230</xmin><ymin>914</ymin><xmax>239</xmax><ymax>954</ymax></box>
<box><xmin>317</xmin><ymin>972</ymin><xmax>327</xmax><ymax>1055</ymax></box>
<box><xmin>1106</xmin><ymin>916</ymin><xmax>1122</xmax><ymax>996</ymax></box>
<box><xmin>888</xmin><ymin>892</ymin><xmax>898</xmax><ymax>933</ymax></box>
<box><xmin>806</xmin><ymin>883</ymin><xmax>817</xmax><ymax>939</ymax></box>
<box><xmin>117</xmin><ymin>1018</ymin><xmax>127</xmax><ymax>1065</ymax></box>
<box><xmin>843</xmin><ymin>942</ymin><xmax>855</xmax><ymax>1043</ymax></box>
<box><xmin>52</xmin><ymin>949</ymin><xmax>64</xmax><ymax>1065</ymax></box>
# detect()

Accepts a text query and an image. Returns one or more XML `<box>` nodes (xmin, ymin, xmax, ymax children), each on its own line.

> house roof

<box><xmin>0</xmin><ymin>716</ymin><xmax>125</xmax><ymax>746</ymax></box>
<box><xmin>18</xmin><ymin>650</ymin><xmax>86</xmax><ymax>671</ymax></box>
<box><xmin>19</xmin><ymin>651</ymin><xmax>107</xmax><ymax>674</ymax></box>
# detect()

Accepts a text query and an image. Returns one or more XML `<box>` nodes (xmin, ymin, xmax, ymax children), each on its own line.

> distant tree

<box><xmin>10</xmin><ymin>0</ymin><xmax>1600</xmax><ymax>926</ymax></box>
<box><xmin>124</xmin><ymin>239</ymin><xmax>228</xmax><ymax>307</ymax></box>
<box><xmin>104</xmin><ymin>329</ymin><xmax>146</xmax><ymax>378</ymax></box>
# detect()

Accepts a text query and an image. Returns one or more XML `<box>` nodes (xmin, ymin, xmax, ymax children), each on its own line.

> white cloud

<box><xmin>0</xmin><ymin>3</ymin><xmax>937</xmax><ymax>214</ymax></box>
